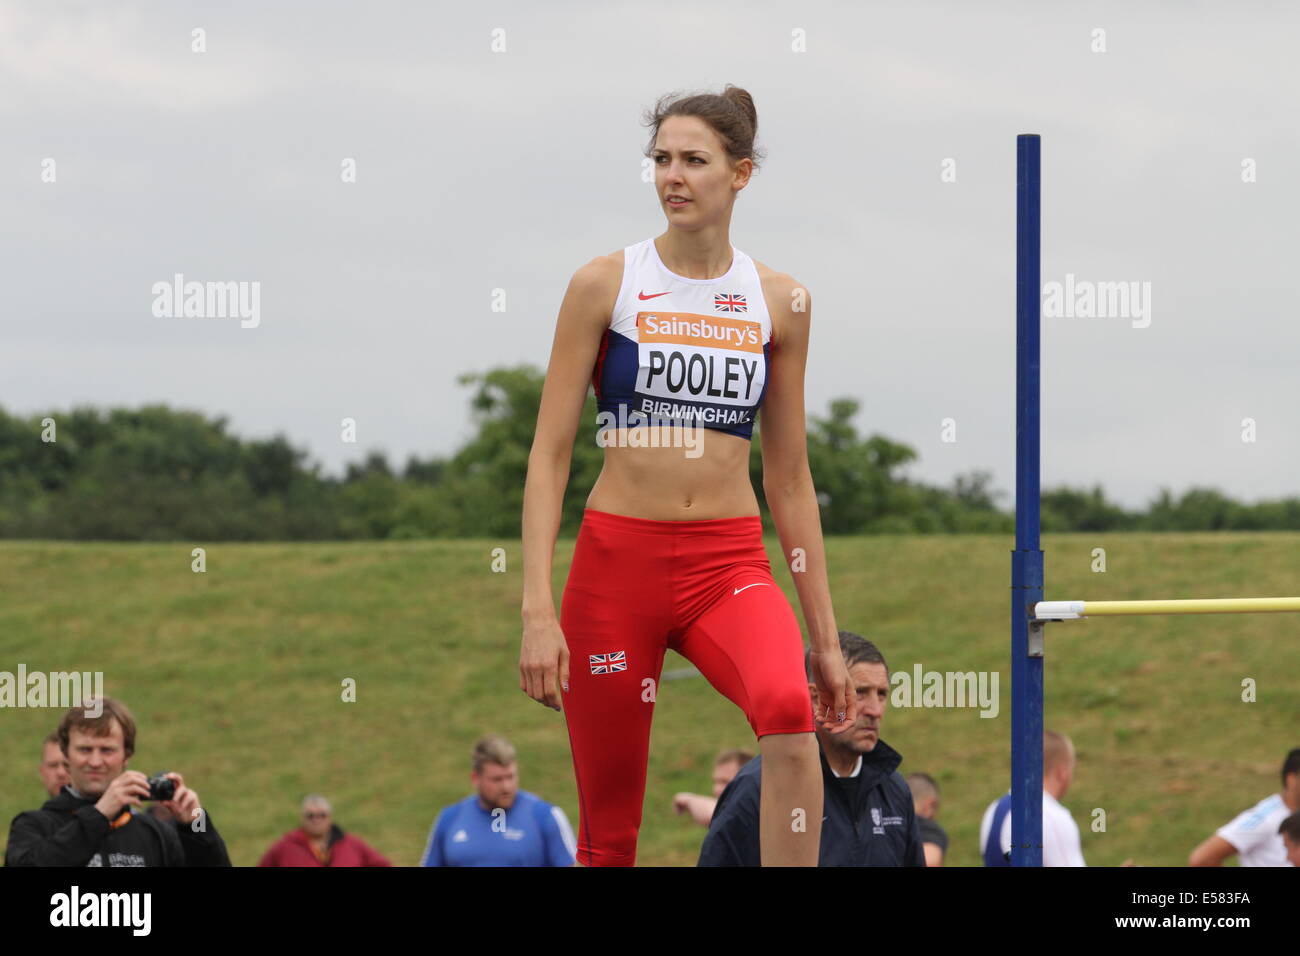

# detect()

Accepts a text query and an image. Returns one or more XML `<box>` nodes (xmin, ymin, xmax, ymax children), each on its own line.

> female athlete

<box><xmin>520</xmin><ymin>84</ymin><xmax>856</xmax><ymax>867</ymax></box>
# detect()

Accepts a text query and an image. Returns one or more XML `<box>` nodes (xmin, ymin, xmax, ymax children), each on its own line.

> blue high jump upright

<box><xmin>1011</xmin><ymin>133</ymin><xmax>1044</xmax><ymax>866</ymax></box>
<box><xmin>1007</xmin><ymin>134</ymin><xmax>1300</xmax><ymax>866</ymax></box>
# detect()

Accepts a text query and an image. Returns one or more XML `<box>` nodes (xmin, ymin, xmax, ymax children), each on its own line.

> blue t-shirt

<box><xmin>421</xmin><ymin>791</ymin><xmax>576</xmax><ymax>867</ymax></box>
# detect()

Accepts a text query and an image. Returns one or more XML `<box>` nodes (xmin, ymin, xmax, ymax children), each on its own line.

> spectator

<box><xmin>5</xmin><ymin>696</ymin><xmax>231</xmax><ymax>867</ymax></box>
<box><xmin>907</xmin><ymin>772</ymin><xmax>949</xmax><ymax>866</ymax></box>
<box><xmin>259</xmin><ymin>795</ymin><xmax>392</xmax><ymax>866</ymax></box>
<box><xmin>672</xmin><ymin>748</ymin><xmax>754</xmax><ymax>826</ymax></box>
<box><xmin>1278</xmin><ymin>811</ymin><xmax>1300</xmax><ymax>867</ymax></box>
<box><xmin>698</xmin><ymin>631</ymin><xmax>925</xmax><ymax>867</ymax></box>
<box><xmin>39</xmin><ymin>732</ymin><xmax>71</xmax><ymax>798</ymax></box>
<box><xmin>1189</xmin><ymin>747</ymin><xmax>1300</xmax><ymax>867</ymax></box>
<box><xmin>980</xmin><ymin>730</ymin><xmax>1085</xmax><ymax>867</ymax></box>
<box><xmin>422</xmin><ymin>734</ymin><xmax>576</xmax><ymax>866</ymax></box>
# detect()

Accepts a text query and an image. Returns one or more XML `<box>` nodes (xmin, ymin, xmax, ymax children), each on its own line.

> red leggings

<box><xmin>558</xmin><ymin>507</ymin><xmax>814</xmax><ymax>867</ymax></box>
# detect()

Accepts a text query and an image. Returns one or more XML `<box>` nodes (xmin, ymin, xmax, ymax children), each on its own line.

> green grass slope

<box><xmin>1</xmin><ymin>532</ymin><xmax>1296</xmax><ymax>866</ymax></box>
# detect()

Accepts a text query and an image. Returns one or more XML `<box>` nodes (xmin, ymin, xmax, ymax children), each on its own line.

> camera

<box><xmin>147</xmin><ymin>772</ymin><xmax>176</xmax><ymax>802</ymax></box>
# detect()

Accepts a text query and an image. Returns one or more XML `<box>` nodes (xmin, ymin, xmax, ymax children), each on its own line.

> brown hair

<box><xmin>714</xmin><ymin>748</ymin><xmax>755</xmax><ymax>769</ymax></box>
<box><xmin>471</xmin><ymin>733</ymin><xmax>517</xmax><ymax>774</ymax></box>
<box><xmin>642</xmin><ymin>84</ymin><xmax>766</xmax><ymax>174</ymax></box>
<box><xmin>57</xmin><ymin>697</ymin><xmax>137</xmax><ymax>759</ymax></box>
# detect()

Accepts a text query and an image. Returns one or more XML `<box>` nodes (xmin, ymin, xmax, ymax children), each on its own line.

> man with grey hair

<box><xmin>698</xmin><ymin>631</ymin><xmax>925</xmax><ymax>866</ymax></box>
<box><xmin>259</xmin><ymin>793</ymin><xmax>391</xmax><ymax>866</ymax></box>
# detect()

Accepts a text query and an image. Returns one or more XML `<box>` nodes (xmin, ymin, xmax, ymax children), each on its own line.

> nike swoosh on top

<box><xmin>733</xmin><ymin>583</ymin><xmax>770</xmax><ymax>595</ymax></box>
<box><xmin>638</xmin><ymin>291</ymin><xmax>671</xmax><ymax>300</ymax></box>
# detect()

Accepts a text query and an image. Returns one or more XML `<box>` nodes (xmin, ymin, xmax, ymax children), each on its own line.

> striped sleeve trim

<box><xmin>550</xmin><ymin>805</ymin><xmax>577</xmax><ymax>860</ymax></box>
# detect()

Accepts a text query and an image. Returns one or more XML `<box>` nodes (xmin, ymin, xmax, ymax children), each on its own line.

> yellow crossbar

<box><xmin>1034</xmin><ymin>598</ymin><xmax>1300</xmax><ymax>620</ymax></box>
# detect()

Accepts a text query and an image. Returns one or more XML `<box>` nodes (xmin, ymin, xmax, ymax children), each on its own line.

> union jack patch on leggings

<box><xmin>589</xmin><ymin>651</ymin><xmax>627</xmax><ymax>674</ymax></box>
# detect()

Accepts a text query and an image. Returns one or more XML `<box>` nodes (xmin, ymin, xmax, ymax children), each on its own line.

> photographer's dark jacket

<box><xmin>698</xmin><ymin>739</ymin><xmax>925</xmax><ymax>867</ymax></box>
<box><xmin>5</xmin><ymin>787</ymin><xmax>232</xmax><ymax>867</ymax></box>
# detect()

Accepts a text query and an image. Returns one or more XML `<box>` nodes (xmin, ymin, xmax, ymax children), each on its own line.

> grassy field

<box><xmin>1</xmin><ymin>532</ymin><xmax>1297</xmax><ymax>866</ymax></box>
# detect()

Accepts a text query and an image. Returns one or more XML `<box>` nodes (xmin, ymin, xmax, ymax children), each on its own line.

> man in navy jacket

<box><xmin>699</xmin><ymin>631</ymin><xmax>925</xmax><ymax>867</ymax></box>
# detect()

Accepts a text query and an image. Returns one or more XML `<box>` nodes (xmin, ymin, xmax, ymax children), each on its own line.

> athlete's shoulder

<box><xmin>752</xmin><ymin>258</ymin><xmax>809</xmax><ymax>344</ymax></box>
<box><xmin>565</xmin><ymin>249</ymin><xmax>625</xmax><ymax>314</ymax></box>
<box><xmin>573</xmin><ymin>248</ymin><xmax>625</xmax><ymax>285</ymax></box>
<box><xmin>752</xmin><ymin>258</ymin><xmax>808</xmax><ymax>301</ymax></box>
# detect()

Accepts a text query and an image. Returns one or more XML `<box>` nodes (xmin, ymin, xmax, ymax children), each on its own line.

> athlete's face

<box><xmin>41</xmin><ymin>740</ymin><xmax>71</xmax><ymax>797</ymax></box>
<box><xmin>652</xmin><ymin>115</ymin><xmax>751</xmax><ymax>227</ymax></box>
<box><xmin>65</xmin><ymin>722</ymin><xmax>128</xmax><ymax>799</ymax></box>
<box><xmin>473</xmin><ymin>761</ymin><xmax>518</xmax><ymax>811</ymax></box>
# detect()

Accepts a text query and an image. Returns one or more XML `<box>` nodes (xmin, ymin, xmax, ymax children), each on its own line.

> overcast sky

<box><xmin>4</xmin><ymin>0</ymin><xmax>1297</xmax><ymax>511</ymax></box>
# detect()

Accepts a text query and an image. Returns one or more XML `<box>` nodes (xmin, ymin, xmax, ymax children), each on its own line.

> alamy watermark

<box><xmin>50</xmin><ymin>886</ymin><xmax>150</xmax><ymax>936</ymax></box>
<box><xmin>595</xmin><ymin>405</ymin><xmax>704</xmax><ymax>458</ymax></box>
<box><xmin>1043</xmin><ymin>273</ymin><xmax>1151</xmax><ymax>328</ymax></box>
<box><xmin>890</xmin><ymin>665</ymin><xmax>1000</xmax><ymax>718</ymax></box>
<box><xmin>0</xmin><ymin>665</ymin><xmax>104</xmax><ymax>714</ymax></box>
<box><xmin>151</xmin><ymin>273</ymin><xmax>260</xmax><ymax>328</ymax></box>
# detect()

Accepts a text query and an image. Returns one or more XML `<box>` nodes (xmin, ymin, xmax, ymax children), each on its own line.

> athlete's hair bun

<box><xmin>720</xmin><ymin>84</ymin><xmax>758</xmax><ymax>136</ymax></box>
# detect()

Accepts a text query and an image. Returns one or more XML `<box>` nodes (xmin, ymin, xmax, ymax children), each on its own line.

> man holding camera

<box><xmin>5</xmin><ymin>697</ymin><xmax>231</xmax><ymax>867</ymax></box>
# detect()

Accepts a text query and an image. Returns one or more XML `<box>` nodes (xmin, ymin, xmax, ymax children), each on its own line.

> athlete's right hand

<box><xmin>520</xmin><ymin>616</ymin><xmax>570</xmax><ymax>712</ymax></box>
<box><xmin>810</xmin><ymin>646</ymin><xmax>858</xmax><ymax>734</ymax></box>
<box><xmin>94</xmin><ymin>770</ymin><xmax>150</xmax><ymax>819</ymax></box>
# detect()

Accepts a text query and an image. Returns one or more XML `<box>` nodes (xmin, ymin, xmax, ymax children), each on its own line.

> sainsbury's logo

<box><xmin>638</xmin><ymin>311</ymin><xmax>761</xmax><ymax>352</ymax></box>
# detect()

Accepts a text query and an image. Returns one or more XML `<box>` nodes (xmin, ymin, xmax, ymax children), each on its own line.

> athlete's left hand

<box><xmin>809</xmin><ymin>646</ymin><xmax>857</xmax><ymax>734</ymax></box>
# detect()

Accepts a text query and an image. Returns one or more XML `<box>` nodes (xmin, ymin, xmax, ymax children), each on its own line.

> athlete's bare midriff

<box><xmin>585</xmin><ymin>431</ymin><xmax>761</xmax><ymax>520</ymax></box>
<box><xmin>581</xmin><ymin>243</ymin><xmax>778</xmax><ymax>522</ymax></box>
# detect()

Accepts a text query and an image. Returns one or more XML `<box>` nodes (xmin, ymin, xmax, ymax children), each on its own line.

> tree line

<box><xmin>2</xmin><ymin>366</ymin><xmax>1297</xmax><ymax>540</ymax></box>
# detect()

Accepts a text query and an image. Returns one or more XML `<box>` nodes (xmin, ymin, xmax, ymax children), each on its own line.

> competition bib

<box><xmin>633</xmin><ymin>310</ymin><xmax>766</xmax><ymax>427</ymax></box>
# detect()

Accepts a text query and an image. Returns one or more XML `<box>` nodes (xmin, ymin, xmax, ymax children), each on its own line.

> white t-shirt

<box><xmin>829</xmin><ymin>755</ymin><xmax>863</xmax><ymax>778</ymax></box>
<box><xmin>1216</xmin><ymin>794</ymin><xmax>1294</xmax><ymax>867</ymax></box>
<box><xmin>980</xmin><ymin>791</ymin><xmax>1086</xmax><ymax>866</ymax></box>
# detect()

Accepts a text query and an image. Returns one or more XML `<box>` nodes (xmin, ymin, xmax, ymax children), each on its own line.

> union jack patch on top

<box><xmin>589</xmin><ymin>650</ymin><xmax>627</xmax><ymax>675</ymax></box>
<box><xmin>714</xmin><ymin>292</ymin><xmax>747</xmax><ymax>313</ymax></box>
